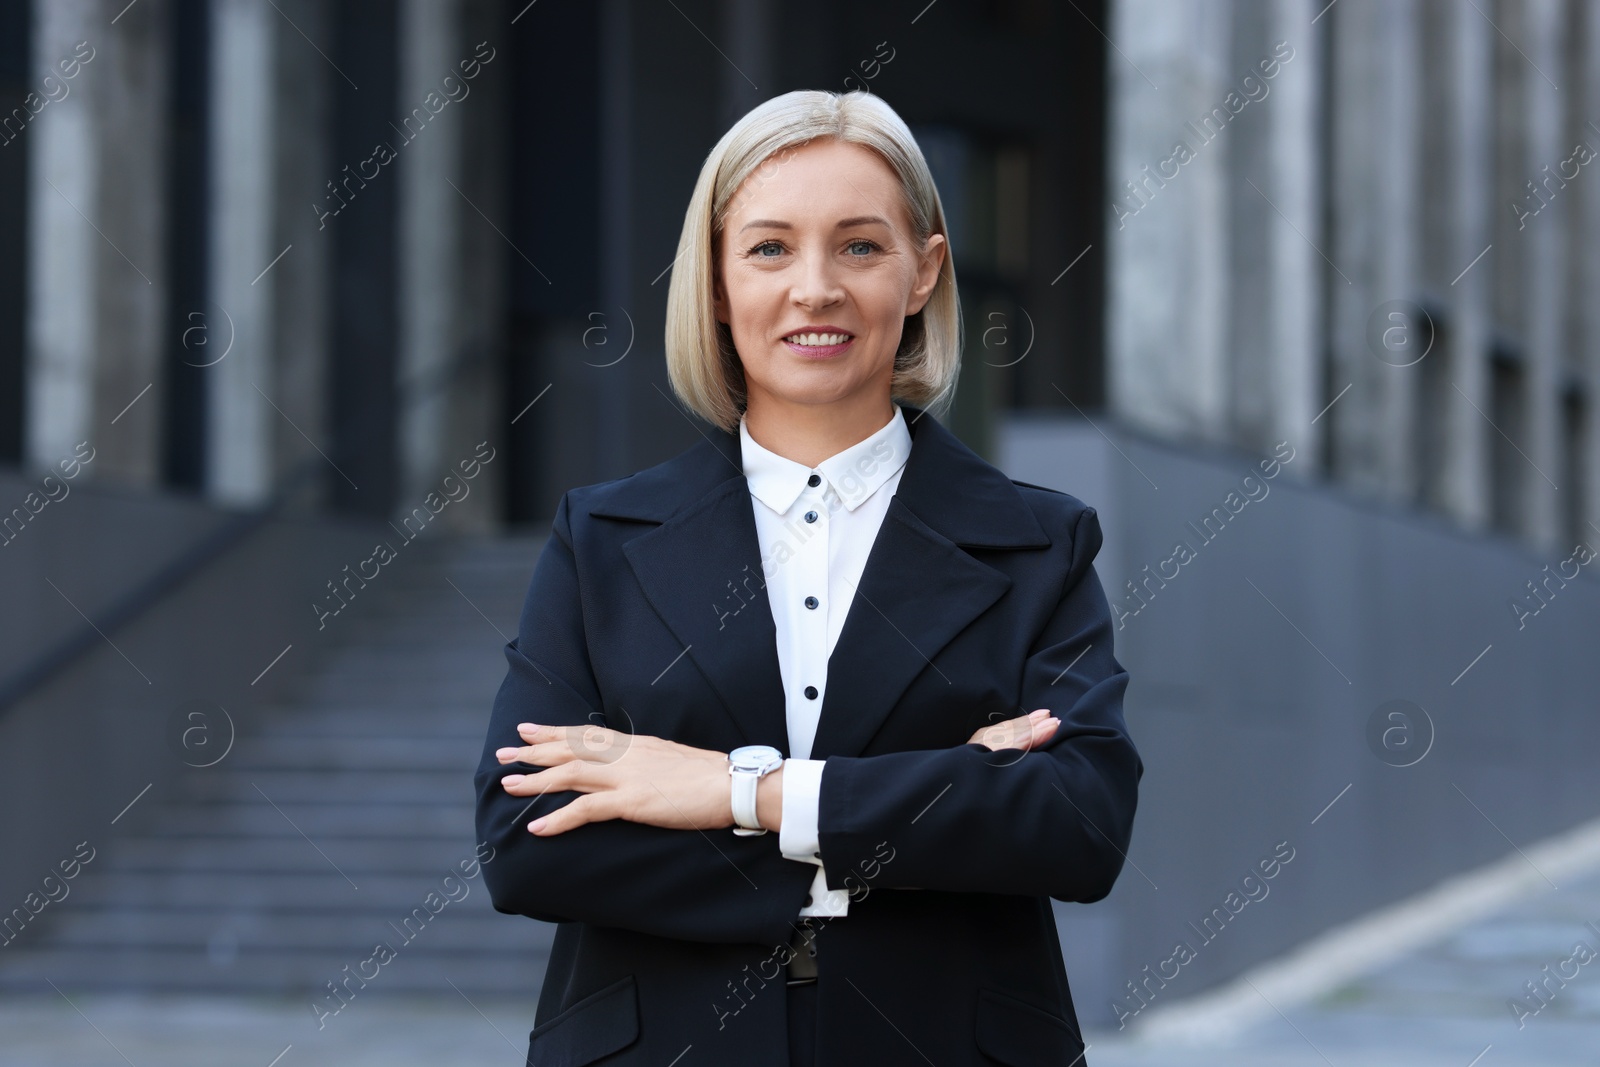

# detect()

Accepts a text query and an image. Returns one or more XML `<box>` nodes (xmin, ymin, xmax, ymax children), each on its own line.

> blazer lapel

<box><xmin>591</xmin><ymin>404</ymin><xmax>1053</xmax><ymax>759</ymax></box>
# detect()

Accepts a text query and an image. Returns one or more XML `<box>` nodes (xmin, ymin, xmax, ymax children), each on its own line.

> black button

<box><xmin>804</xmin><ymin>596</ymin><xmax>819</xmax><ymax>609</ymax></box>
<box><xmin>805</xmin><ymin>510</ymin><xmax>818</xmax><ymax>523</ymax></box>
<box><xmin>804</xmin><ymin>893</ymin><xmax>814</xmax><ymax>906</ymax></box>
<box><xmin>807</xmin><ymin>473</ymin><xmax>821</xmax><ymax>487</ymax></box>
<box><xmin>804</xmin><ymin>685</ymin><xmax>818</xmax><ymax>699</ymax></box>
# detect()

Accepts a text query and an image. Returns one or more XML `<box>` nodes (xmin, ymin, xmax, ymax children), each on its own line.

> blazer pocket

<box><xmin>525</xmin><ymin>974</ymin><xmax>639</xmax><ymax>1067</ymax></box>
<box><xmin>974</xmin><ymin>985</ymin><xmax>1085</xmax><ymax>1067</ymax></box>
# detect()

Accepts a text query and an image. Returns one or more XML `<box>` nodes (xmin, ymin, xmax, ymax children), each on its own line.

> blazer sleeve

<box><xmin>473</xmin><ymin>492</ymin><xmax>813</xmax><ymax>946</ymax></box>
<box><xmin>813</xmin><ymin>504</ymin><xmax>1142</xmax><ymax>903</ymax></box>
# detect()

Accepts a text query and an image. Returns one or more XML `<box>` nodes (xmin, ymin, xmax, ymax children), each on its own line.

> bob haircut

<box><xmin>665</xmin><ymin>89</ymin><xmax>962</xmax><ymax>433</ymax></box>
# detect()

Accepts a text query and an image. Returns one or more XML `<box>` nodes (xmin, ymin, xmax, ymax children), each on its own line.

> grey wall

<box><xmin>0</xmin><ymin>468</ymin><xmax>385</xmax><ymax>913</ymax></box>
<box><xmin>999</xmin><ymin>413</ymin><xmax>1600</xmax><ymax>1027</ymax></box>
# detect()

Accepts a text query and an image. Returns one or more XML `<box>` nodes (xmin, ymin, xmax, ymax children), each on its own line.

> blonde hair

<box><xmin>665</xmin><ymin>90</ymin><xmax>961</xmax><ymax>433</ymax></box>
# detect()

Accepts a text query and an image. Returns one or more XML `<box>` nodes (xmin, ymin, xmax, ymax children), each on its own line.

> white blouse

<box><xmin>739</xmin><ymin>403</ymin><xmax>914</xmax><ymax>917</ymax></box>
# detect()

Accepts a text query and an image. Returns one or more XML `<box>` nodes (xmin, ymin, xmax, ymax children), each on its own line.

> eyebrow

<box><xmin>738</xmin><ymin>215</ymin><xmax>892</xmax><ymax>233</ymax></box>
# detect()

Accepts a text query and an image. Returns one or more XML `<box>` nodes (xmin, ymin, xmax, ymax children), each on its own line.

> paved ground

<box><xmin>11</xmin><ymin>873</ymin><xmax>1598</xmax><ymax>1066</ymax></box>
<box><xmin>1086</xmin><ymin>865</ymin><xmax>1600</xmax><ymax>1067</ymax></box>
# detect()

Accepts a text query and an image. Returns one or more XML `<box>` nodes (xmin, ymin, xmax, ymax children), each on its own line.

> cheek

<box><xmin>722</xmin><ymin>272</ymin><xmax>780</xmax><ymax>327</ymax></box>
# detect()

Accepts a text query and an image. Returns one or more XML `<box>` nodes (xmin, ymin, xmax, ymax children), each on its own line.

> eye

<box><xmin>748</xmin><ymin>240</ymin><xmax>785</xmax><ymax>257</ymax></box>
<box><xmin>846</xmin><ymin>239</ymin><xmax>880</xmax><ymax>256</ymax></box>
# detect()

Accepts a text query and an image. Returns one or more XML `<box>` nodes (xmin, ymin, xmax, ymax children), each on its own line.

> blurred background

<box><xmin>1</xmin><ymin>0</ymin><xmax>1598</xmax><ymax>1064</ymax></box>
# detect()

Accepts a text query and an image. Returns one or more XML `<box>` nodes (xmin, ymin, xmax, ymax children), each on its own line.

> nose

<box><xmin>789</xmin><ymin>245</ymin><xmax>845</xmax><ymax>312</ymax></box>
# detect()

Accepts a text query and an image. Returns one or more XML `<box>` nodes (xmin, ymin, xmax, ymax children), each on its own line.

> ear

<box><xmin>712</xmin><ymin>255</ymin><xmax>730</xmax><ymax>324</ymax></box>
<box><xmin>713</xmin><ymin>276</ymin><xmax>729</xmax><ymax>324</ymax></box>
<box><xmin>904</xmin><ymin>232</ymin><xmax>947</xmax><ymax>317</ymax></box>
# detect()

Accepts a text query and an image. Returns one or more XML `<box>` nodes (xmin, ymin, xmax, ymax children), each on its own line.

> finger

<box><xmin>982</xmin><ymin>712</ymin><xmax>1041</xmax><ymax>750</ymax></box>
<box><xmin>969</xmin><ymin>713</ymin><xmax>1026</xmax><ymax>747</ymax></box>
<box><xmin>528</xmin><ymin>792</ymin><xmax>612</xmax><ymax>836</ymax></box>
<box><xmin>501</xmin><ymin>760</ymin><xmax>601</xmax><ymax>796</ymax></box>
<box><xmin>523</xmin><ymin>722</ymin><xmax>631</xmax><ymax>762</ymax></box>
<box><xmin>1025</xmin><ymin>715</ymin><xmax>1060</xmax><ymax>749</ymax></box>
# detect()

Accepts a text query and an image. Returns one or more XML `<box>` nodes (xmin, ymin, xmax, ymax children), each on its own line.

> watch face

<box><xmin>729</xmin><ymin>745</ymin><xmax>783</xmax><ymax>770</ymax></box>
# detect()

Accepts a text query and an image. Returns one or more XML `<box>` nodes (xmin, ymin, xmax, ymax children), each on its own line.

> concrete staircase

<box><xmin>0</xmin><ymin>533</ymin><xmax>557</xmax><ymax>1001</ymax></box>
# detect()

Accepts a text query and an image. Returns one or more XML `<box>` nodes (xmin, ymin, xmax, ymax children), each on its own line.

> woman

<box><xmin>475</xmin><ymin>89</ymin><xmax>1140</xmax><ymax>1067</ymax></box>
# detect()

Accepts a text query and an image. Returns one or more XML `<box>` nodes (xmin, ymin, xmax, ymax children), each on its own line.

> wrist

<box><xmin>756</xmin><ymin>762</ymin><xmax>784</xmax><ymax>832</ymax></box>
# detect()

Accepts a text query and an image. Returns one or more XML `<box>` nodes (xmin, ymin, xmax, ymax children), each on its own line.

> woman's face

<box><xmin>713</xmin><ymin>138</ymin><xmax>946</xmax><ymax>416</ymax></box>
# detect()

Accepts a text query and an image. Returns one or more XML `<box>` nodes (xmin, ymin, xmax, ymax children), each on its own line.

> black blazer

<box><xmin>475</xmin><ymin>402</ymin><xmax>1141</xmax><ymax>1067</ymax></box>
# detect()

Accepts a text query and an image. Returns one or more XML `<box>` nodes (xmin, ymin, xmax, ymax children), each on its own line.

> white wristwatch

<box><xmin>727</xmin><ymin>745</ymin><xmax>784</xmax><ymax>836</ymax></box>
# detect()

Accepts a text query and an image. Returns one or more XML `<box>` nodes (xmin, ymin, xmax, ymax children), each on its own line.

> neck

<box><xmin>743</xmin><ymin>391</ymin><xmax>897</xmax><ymax>469</ymax></box>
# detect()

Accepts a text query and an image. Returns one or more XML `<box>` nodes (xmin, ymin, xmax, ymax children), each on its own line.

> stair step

<box><xmin>102</xmin><ymin>836</ymin><xmax>497</xmax><ymax>873</ymax></box>
<box><xmin>12</xmin><ymin>906</ymin><xmax>550</xmax><ymax>953</ymax></box>
<box><xmin>0</xmin><ymin>946</ymin><xmax>553</xmax><ymax>994</ymax></box>
<box><xmin>0</xmin><ymin>536</ymin><xmax>568</xmax><ymax>996</ymax></box>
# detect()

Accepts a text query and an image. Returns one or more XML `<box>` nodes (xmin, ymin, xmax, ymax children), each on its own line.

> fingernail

<box><xmin>1029</xmin><ymin>709</ymin><xmax>1049</xmax><ymax>719</ymax></box>
<box><xmin>502</xmin><ymin>774</ymin><xmax>525</xmax><ymax>785</ymax></box>
<box><xmin>528</xmin><ymin>818</ymin><xmax>547</xmax><ymax>833</ymax></box>
<box><xmin>518</xmin><ymin>723</ymin><xmax>539</xmax><ymax>732</ymax></box>
<box><xmin>496</xmin><ymin>747</ymin><xmax>517</xmax><ymax>759</ymax></box>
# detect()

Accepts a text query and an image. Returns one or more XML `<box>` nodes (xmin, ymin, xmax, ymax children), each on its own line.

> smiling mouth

<box><xmin>781</xmin><ymin>332</ymin><xmax>854</xmax><ymax>347</ymax></box>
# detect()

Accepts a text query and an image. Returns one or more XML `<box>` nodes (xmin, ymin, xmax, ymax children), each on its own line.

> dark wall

<box><xmin>0</xmin><ymin>0</ymin><xmax>30</xmax><ymax>465</ymax></box>
<box><xmin>326</xmin><ymin>0</ymin><xmax>401</xmax><ymax>516</ymax></box>
<box><xmin>499</xmin><ymin>0</ymin><xmax>1107</xmax><ymax>522</ymax></box>
<box><xmin>1001</xmin><ymin>415</ymin><xmax>1600</xmax><ymax>1026</ymax></box>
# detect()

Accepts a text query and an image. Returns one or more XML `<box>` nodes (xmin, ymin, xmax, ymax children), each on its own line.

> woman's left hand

<box><xmin>496</xmin><ymin>723</ymin><xmax>735</xmax><ymax>836</ymax></box>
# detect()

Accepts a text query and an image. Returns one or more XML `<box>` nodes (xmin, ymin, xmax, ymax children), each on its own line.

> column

<box><xmin>1438</xmin><ymin>0</ymin><xmax>1493</xmax><ymax>529</ymax></box>
<box><xmin>206</xmin><ymin>0</ymin><xmax>277</xmax><ymax>505</ymax></box>
<box><xmin>269</xmin><ymin>0</ymin><xmax>333</xmax><ymax>508</ymax></box>
<box><xmin>1517</xmin><ymin>0</ymin><xmax>1566</xmax><ymax>551</ymax></box>
<box><xmin>1106</xmin><ymin>0</ymin><xmax>1232</xmax><ymax>444</ymax></box>
<box><xmin>395</xmin><ymin>0</ymin><xmax>503</xmax><ymax>530</ymax></box>
<box><xmin>1584</xmin><ymin>0</ymin><xmax>1600</xmax><ymax>544</ymax></box>
<box><xmin>28</xmin><ymin>0</ymin><xmax>171</xmax><ymax>481</ymax></box>
<box><xmin>1327</xmin><ymin>0</ymin><xmax>1420</xmax><ymax>501</ymax></box>
<box><xmin>1229</xmin><ymin>0</ymin><xmax>1320</xmax><ymax>470</ymax></box>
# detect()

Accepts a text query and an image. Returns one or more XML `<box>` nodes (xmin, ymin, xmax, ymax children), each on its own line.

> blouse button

<box><xmin>804</xmin><ymin>685</ymin><xmax>818</xmax><ymax>699</ymax></box>
<box><xmin>805</xmin><ymin>510</ymin><xmax>818</xmax><ymax>523</ymax></box>
<box><xmin>804</xmin><ymin>596</ymin><xmax>819</xmax><ymax>609</ymax></box>
<box><xmin>807</xmin><ymin>473</ymin><xmax>821</xmax><ymax>487</ymax></box>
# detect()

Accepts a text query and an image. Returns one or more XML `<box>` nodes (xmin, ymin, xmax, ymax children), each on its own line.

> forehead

<box><xmin>723</xmin><ymin>138</ymin><xmax>910</xmax><ymax>233</ymax></box>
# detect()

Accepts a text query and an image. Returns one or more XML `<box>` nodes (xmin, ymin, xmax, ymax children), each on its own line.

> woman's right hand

<box><xmin>967</xmin><ymin>708</ymin><xmax>1059</xmax><ymax>751</ymax></box>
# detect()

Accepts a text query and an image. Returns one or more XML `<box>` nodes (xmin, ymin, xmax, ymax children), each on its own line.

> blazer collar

<box><xmin>590</xmin><ymin>402</ymin><xmax>1051</xmax><ymax>759</ymax></box>
<box><xmin>588</xmin><ymin>402</ymin><xmax>1048</xmax><ymax>549</ymax></box>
